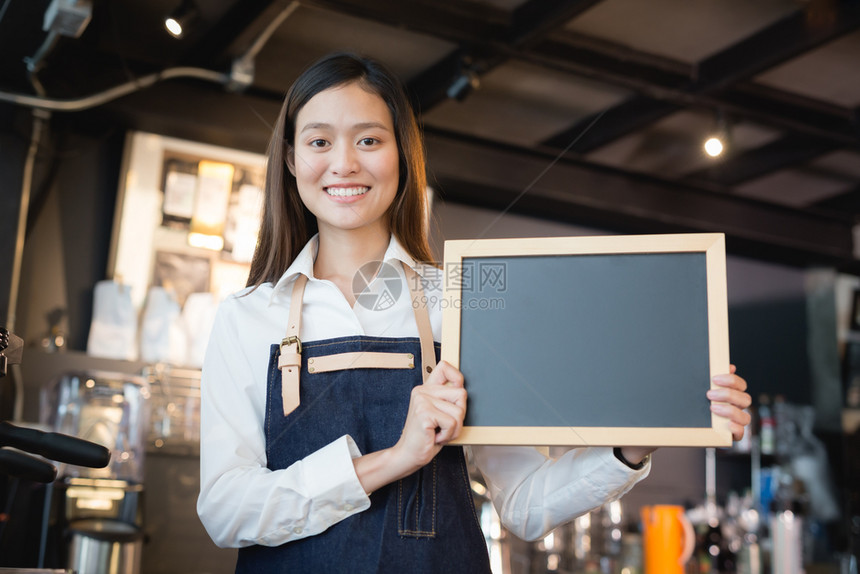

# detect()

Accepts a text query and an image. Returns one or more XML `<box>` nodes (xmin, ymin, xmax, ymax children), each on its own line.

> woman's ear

<box><xmin>285</xmin><ymin>146</ymin><xmax>296</xmax><ymax>177</ymax></box>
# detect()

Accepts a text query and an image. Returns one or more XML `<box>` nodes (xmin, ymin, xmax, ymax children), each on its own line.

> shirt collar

<box><xmin>268</xmin><ymin>233</ymin><xmax>431</xmax><ymax>305</ymax></box>
<box><xmin>382</xmin><ymin>234</ymin><xmax>420</xmax><ymax>273</ymax></box>
<box><xmin>268</xmin><ymin>234</ymin><xmax>318</xmax><ymax>305</ymax></box>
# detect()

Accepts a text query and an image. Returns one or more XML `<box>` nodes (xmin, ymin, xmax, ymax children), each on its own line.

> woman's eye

<box><xmin>358</xmin><ymin>137</ymin><xmax>378</xmax><ymax>146</ymax></box>
<box><xmin>309</xmin><ymin>139</ymin><xmax>328</xmax><ymax>148</ymax></box>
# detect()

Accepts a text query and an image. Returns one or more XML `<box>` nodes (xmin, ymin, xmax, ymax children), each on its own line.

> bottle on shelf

<box><xmin>769</xmin><ymin>472</ymin><xmax>804</xmax><ymax>574</ymax></box>
<box><xmin>733</xmin><ymin>490</ymin><xmax>762</xmax><ymax>574</ymax></box>
<box><xmin>772</xmin><ymin>394</ymin><xmax>791</xmax><ymax>459</ymax></box>
<box><xmin>758</xmin><ymin>394</ymin><xmax>775</xmax><ymax>456</ymax></box>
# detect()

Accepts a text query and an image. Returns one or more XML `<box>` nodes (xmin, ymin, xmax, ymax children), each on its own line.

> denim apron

<box><xmin>235</xmin><ymin>263</ymin><xmax>492</xmax><ymax>574</ymax></box>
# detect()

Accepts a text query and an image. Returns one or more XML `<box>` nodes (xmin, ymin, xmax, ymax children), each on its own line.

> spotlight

<box><xmin>704</xmin><ymin>136</ymin><xmax>724</xmax><ymax>157</ymax></box>
<box><xmin>164</xmin><ymin>0</ymin><xmax>198</xmax><ymax>39</ymax></box>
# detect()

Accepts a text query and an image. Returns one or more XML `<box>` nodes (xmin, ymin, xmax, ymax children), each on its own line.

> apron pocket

<box><xmin>397</xmin><ymin>457</ymin><xmax>437</xmax><ymax>538</ymax></box>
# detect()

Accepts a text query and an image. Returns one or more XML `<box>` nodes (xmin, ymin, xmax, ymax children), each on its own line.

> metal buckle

<box><xmin>281</xmin><ymin>335</ymin><xmax>301</xmax><ymax>353</ymax></box>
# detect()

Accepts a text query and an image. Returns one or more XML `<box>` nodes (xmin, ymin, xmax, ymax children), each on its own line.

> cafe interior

<box><xmin>1</xmin><ymin>0</ymin><xmax>859</xmax><ymax>572</ymax></box>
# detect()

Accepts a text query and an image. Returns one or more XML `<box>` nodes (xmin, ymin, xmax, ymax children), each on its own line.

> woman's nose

<box><xmin>330</xmin><ymin>144</ymin><xmax>359</xmax><ymax>175</ymax></box>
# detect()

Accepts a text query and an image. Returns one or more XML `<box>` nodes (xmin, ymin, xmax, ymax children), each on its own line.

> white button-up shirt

<box><xmin>197</xmin><ymin>235</ymin><xmax>649</xmax><ymax>548</ymax></box>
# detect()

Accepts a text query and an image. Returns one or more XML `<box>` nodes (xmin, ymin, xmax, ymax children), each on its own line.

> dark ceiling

<box><xmin>2</xmin><ymin>0</ymin><xmax>860</xmax><ymax>270</ymax></box>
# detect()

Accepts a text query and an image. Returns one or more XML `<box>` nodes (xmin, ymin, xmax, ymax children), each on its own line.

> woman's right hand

<box><xmin>353</xmin><ymin>361</ymin><xmax>467</xmax><ymax>493</ymax></box>
<box><xmin>392</xmin><ymin>360</ymin><xmax>467</xmax><ymax>469</ymax></box>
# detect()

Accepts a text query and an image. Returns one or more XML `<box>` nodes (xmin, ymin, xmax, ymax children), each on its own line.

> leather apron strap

<box><xmin>278</xmin><ymin>274</ymin><xmax>307</xmax><ymax>415</ymax></box>
<box><xmin>399</xmin><ymin>262</ymin><xmax>437</xmax><ymax>383</ymax></box>
<box><xmin>278</xmin><ymin>262</ymin><xmax>437</xmax><ymax>416</ymax></box>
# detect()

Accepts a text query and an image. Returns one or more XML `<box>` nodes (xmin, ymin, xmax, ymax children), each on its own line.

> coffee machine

<box><xmin>41</xmin><ymin>370</ymin><xmax>150</xmax><ymax>574</ymax></box>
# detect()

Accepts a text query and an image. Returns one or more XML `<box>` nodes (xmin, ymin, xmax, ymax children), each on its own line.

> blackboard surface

<box><xmin>459</xmin><ymin>253</ymin><xmax>711</xmax><ymax>429</ymax></box>
<box><xmin>441</xmin><ymin>234</ymin><xmax>731</xmax><ymax>447</ymax></box>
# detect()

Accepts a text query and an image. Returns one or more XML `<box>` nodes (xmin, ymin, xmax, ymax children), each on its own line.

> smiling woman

<box><xmin>195</xmin><ymin>52</ymin><xmax>751</xmax><ymax>574</ymax></box>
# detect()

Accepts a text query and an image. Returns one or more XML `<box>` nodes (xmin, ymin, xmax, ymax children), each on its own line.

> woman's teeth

<box><xmin>325</xmin><ymin>186</ymin><xmax>369</xmax><ymax>197</ymax></box>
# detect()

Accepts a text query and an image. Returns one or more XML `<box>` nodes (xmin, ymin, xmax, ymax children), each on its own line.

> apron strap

<box><xmin>278</xmin><ymin>262</ymin><xmax>438</xmax><ymax>416</ymax></box>
<box><xmin>400</xmin><ymin>262</ymin><xmax>437</xmax><ymax>383</ymax></box>
<box><xmin>279</xmin><ymin>274</ymin><xmax>308</xmax><ymax>415</ymax></box>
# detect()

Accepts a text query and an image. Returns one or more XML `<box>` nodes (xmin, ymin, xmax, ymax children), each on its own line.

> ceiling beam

<box><xmin>306</xmin><ymin>0</ymin><xmax>606</xmax><ymax>50</ymax></box>
<box><xmin>304</xmin><ymin>0</ymin><xmax>860</xmax><ymax>154</ymax></box>
<box><xmin>542</xmin><ymin>97</ymin><xmax>680</xmax><ymax>153</ymax></box>
<box><xmin>309</xmin><ymin>0</ymin><xmax>612</xmax><ymax>115</ymax></box>
<box><xmin>811</xmin><ymin>184</ymin><xmax>860</xmax><ymax>219</ymax></box>
<box><xmin>537</xmin><ymin>3</ymin><xmax>860</xmax><ymax>152</ymax></box>
<box><xmin>718</xmin><ymin>83</ymin><xmax>858</xmax><ymax>145</ymax></box>
<box><xmin>424</xmin><ymin>128</ymin><xmax>854</xmax><ymax>266</ymax></box>
<box><xmin>307</xmin><ymin>0</ymin><xmax>510</xmax><ymax>114</ymax></box>
<box><xmin>507</xmin><ymin>0</ymin><xmax>604</xmax><ymax>47</ymax></box>
<box><xmin>183</xmin><ymin>0</ymin><xmax>276</xmax><ymax>66</ymax></box>
<box><xmin>530</xmin><ymin>38</ymin><xmax>858</xmax><ymax>148</ymax></box>
<box><xmin>684</xmin><ymin>133</ymin><xmax>839</xmax><ymax>186</ymax></box>
<box><xmin>694</xmin><ymin>2</ymin><xmax>860</xmax><ymax>90</ymax></box>
<box><xmin>301</xmin><ymin>0</ymin><xmax>509</xmax><ymax>46</ymax></box>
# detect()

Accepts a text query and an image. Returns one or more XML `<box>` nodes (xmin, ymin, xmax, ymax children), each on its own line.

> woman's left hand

<box><xmin>707</xmin><ymin>365</ymin><xmax>752</xmax><ymax>441</ymax></box>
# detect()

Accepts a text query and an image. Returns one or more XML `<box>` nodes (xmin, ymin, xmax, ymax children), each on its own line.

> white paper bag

<box><xmin>181</xmin><ymin>292</ymin><xmax>218</xmax><ymax>368</ymax></box>
<box><xmin>87</xmin><ymin>280</ymin><xmax>138</xmax><ymax>360</ymax></box>
<box><xmin>139</xmin><ymin>286</ymin><xmax>181</xmax><ymax>364</ymax></box>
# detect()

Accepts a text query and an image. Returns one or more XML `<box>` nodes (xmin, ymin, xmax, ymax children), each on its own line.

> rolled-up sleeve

<box><xmin>196</xmin><ymin>302</ymin><xmax>370</xmax><ymax>548</ymax></box>
<box><xmin>469</xmin><ymin>445</ymin><xmax>649</xmax><ymax>542</ymax></box>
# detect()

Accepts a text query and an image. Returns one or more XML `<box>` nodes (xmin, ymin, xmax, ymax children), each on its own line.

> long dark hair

<box><xmin>246</xmin><ymin>52</ymin><xmax>433</xmax><ymax>288</ymax></box>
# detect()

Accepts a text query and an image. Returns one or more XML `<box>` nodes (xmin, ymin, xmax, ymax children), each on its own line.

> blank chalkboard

<box><xmin>440</xmin><ymin>234</ymin><xmax>731</xmax><ymax>447</ymax></box>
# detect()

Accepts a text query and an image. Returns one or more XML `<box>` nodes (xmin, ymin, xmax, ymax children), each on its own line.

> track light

<box><xmin>446</xmin><ymin>70</ymin><xmax>480</xmax><ymax>102</ymax></box>
<box><xmin>164</xmin><ymin>0</ymin><xmax>198</xmax><ymax>39</ymax></box>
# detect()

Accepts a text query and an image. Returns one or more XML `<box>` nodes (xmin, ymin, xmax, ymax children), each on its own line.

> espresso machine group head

<box><xmin>0</xmin><ymin>326</ymin><xmax>111</xmax><ymax>482</ymax></box>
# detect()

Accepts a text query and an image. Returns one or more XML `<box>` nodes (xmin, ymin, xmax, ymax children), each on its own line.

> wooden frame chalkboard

<box><xmin>441</xmin><ymin>233</ymin><xmax>731</xmax><ymax>447</ymax></box>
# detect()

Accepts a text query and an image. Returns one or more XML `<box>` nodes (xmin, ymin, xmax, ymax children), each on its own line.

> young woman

<box><xmin>197</xmin><ymin>53</ymin><xmax>752</xmax><ymax>572</ymax></box>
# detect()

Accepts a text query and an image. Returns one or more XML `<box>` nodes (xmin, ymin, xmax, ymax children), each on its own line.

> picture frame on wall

<box><xmin>108</xmin><ymin>131</ymin><xmax>267</xmax><ymax>311</ymax></box>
